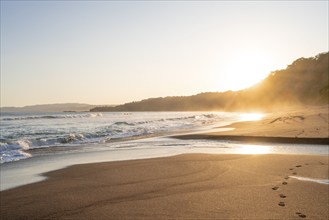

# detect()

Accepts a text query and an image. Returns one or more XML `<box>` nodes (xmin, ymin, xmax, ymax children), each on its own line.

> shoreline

<box><xmin>1</xmin><ymin>136</ymin><xmax>327</xmax><ymax>192</ymax></box>
<box><xmin>173</xmin><ymin>134</ymin><xmax>329</xmax><ymax>145</ymax></box>
<box><xmin>1</xmin><ymin>153</ymin><xmax>328</xmax><ymax>219</ymax></box>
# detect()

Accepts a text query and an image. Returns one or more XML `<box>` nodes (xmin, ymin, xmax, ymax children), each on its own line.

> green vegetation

<box><xmin>91</xmin><ymin>52</ymin><xmax>328</xmax><ymax>112</ymax></box>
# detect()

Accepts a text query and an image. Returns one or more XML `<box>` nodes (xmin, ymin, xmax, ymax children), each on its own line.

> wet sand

<box><xmin>1</xmin><ymin>154</ymin><xmax>328</xmax><ymax>219</ymax></box>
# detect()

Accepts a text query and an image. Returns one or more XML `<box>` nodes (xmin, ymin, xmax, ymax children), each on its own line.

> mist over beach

<box><xmin>0</xmin><ymin>1</ymin><xmax>328</xmax><ymax>219</ymax></box>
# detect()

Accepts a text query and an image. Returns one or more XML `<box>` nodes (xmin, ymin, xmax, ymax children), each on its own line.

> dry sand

<box><xmin>1</xmin><ymin>154</ymin><xmax>328</xmax><ymax>219</ymax></box>
<box><xmin>1</xmin><ymin>105</ymin><xmax>328</xmax><ymax>219</ymax></box>
<box><xmin>175</xmin><ymin>105</ymin><xmax>329</xmax><ymax>144</ymax></box>
<box><xmin>219</xmin><ymin>105</ymin><xmax>329</xmax><ymax>138</ymax></box>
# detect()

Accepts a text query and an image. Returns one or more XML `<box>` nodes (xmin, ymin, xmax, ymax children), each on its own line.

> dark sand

<box><xmin>1</xmin><ymin>154</ymin><xmax>328</xmax><ymax>219</ymax></box>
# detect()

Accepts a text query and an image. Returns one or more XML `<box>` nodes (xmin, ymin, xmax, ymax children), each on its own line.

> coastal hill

<box><xmin>91</xmin><ymin>52</ymin><xmax>328</xmax><ymax>112</ymax></box>
<box><xmin>91</xmin><ymin>52</ymin><xmax>329</xmax><ymax>111</ymax></box>
<box><xmin>1</xmin><ymin>103</ymin><xmax>99</xmax><ymax>112</ymax></box>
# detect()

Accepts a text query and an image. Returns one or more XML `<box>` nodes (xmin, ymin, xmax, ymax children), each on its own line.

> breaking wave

<box><xmin>1</xmin><ymin>113</ymin><xmax>103</xmax><ymax>121</ymax></box>
<box><xmin>0</xmin><ymin>112</ymin><xmax>228</xmax><ymax>163</ymax></box>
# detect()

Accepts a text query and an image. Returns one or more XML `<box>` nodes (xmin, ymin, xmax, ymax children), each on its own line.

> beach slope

<box><xmin>1</xmin><ymin>154</ymin><xmax>328</xmax><ymax>219</ymax></box>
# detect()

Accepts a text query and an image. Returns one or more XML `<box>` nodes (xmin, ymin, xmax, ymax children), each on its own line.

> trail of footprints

<box><xmin>271</xmin><ymin>163</ymin><xmax>309</xmax><ymax>218</ymax></box>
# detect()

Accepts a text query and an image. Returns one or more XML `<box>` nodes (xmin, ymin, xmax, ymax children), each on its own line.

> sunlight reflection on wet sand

<box><xmin>239</xmin><ymin>113</ymin><xmax>264</xmax><ymax>121</ymax></box>
<box><xmin>238</xmin><ymin>144</ymin><xmax>271</xmax><ymax>154</ymax></box>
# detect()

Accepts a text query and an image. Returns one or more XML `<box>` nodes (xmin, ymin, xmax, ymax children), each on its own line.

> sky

<box><xmin>1</xmin><ymin>1</ymin><xmax>328</xmax><ymax>107</ymax></box>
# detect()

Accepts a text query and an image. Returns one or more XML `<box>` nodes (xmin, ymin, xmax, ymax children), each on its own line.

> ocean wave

<box><xmin>0</xmin><ymin>149</ymin><xmax>31</xmax><ymax>164</ymax></box>
<box><xmin>113</xmin><ymin>121</ymin><xmax>135</xmax><ymax>126</ymax></box>
<box><xmin>0</xmin><ymin>133</ymin><xmax>89</xmax><ymax>164</ymax></box>
<box><xmin>0</xmin><ymin>141</ymin><xmax>33</xmax><ymax>164</ymax></box>
<box><xmin>113</xmin><ymin>113</ymin><xmax>218</xmax><ymax>126</ymax></box>
<box><xmin>1</xmin><ymin>113</ymin><xmax>103</xmax><ymax>121</ymax></box>
<box><xmin>0</xmin><ymin>134</ymin><xmax>87</xmax><ymax>152</ymax></box>
<box><xmin>0</xmin><ymin>112</ymin><xmax>224</xmax><ymax>163</ymax></box>
<box><xmin>59</xmin><ymin>133</ymin><xmax>86</xmax><ymax>144</ymax></box>
<box><xmin>0</xmin><ymin>140</ymin><xmax>32</xmax><ymax>151</ymax></box>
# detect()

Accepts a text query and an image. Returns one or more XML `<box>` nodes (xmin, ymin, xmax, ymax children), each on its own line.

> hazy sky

<box><xmin>1</xmin><ymin>1</ymin><xmax>328</xmax><ymax>107</ymax></box>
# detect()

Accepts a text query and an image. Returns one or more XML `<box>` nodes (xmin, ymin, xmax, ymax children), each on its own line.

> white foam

<box><xmin>0</xmin><ymin>113</ymin><xmax>103</xmax><ymax>121</ymax></box>
<box><xmin>89</xmin><ymin>113</ymin><xmax>103</xmax><ymax>118</ymax></box>
<box><xmin>289</xmin><ymin>176</ymin><xmax>329</xmax><ymax>184</ymax></box>
<box><xmin>15</xmin><ymin>140</ymin><xmax>32</xmax><ymax>150</ymax></box>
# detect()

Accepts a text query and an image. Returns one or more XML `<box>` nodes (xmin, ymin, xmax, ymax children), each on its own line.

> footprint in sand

<box><xmin>292</xmin><ymin>172</ymin><xmax>297</xmax><ymax>175</ymax></box>
<box><xmin>289</xmin><ymin>168</ymin><xmax>294</xmax><ymax>170</ymax></box>
<box><xmin>282</xmin><ymin>181</ymin><xmax>288</xmax><ymax>185</ymax></box>
<box><xmin>272</xmin><ymin>187</ymin><xmax>279</xmax><ymax>190</ymax></box>
<box><xmin>296</xmin><ymin>165</ymin><xmax>302</xmax><ymax>168</ymax></box>
<box><xmin>284</xmin><ymin>176</ymin><xmax>290</xmax><ymax>180</ymax></box>
<box><xmin>279</xmin><ymin>194</ymin><xmax>286</xmax><ymax>198</ymax></box>
<box><xmin>296</xmin><ymin>212</ymin><xmax>306</xmax><ymax>218</ymax></box>
<box><xmin>278</xmin><ymin>202</ymin><xmax>285</xmax><ymax>207</ymax></box>
<box><xmin>304</xmin><ymin>163</ymin><xmax>309</xmax><ymax>165</ymax></box>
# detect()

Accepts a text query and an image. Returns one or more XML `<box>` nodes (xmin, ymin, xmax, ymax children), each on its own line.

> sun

<box><xmin>239</xmin><ymin>113</ymin><xmax>264</xmax><ymax>121</ymax></box>
<box><xmin>223</xmin><ymin>51</ymin><xmax>273</xmax><ymax>91</ymax></box>
<box><xmin>239</xmin><ymin>145</ymin><xmax>271</xmax><ymax>154</ymax></box>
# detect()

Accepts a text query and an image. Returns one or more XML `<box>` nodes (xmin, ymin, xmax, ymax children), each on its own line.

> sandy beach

<box><xmin>1</xmin><ymin>105</ymin><xmax>328</xmax><ymax>219</ymax></box>
<box><xmin>1</xmin><ymin>154</ymin><xmax>328</xmax><ymax>219</ymax></box>
<box><xmin>175</xmin><ymin>105</ymin><xmax>329</xmax><ymax>144</ymax></box>
<box><xmin>220</xmin><ymin>105</ymin><xmax>328</xmax><ymax>138</ymax></box>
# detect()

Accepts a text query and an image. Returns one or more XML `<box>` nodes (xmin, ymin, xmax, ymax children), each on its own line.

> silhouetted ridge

<box><xmin>91</xmin><ymin>52</ymin><xmax>328</xmax><ymax>112</ymax></box>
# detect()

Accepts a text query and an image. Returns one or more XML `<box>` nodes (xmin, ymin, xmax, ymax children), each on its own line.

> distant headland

<box><xmin>1</xmin><ymin>103</ymin><xmax>99</xmax><ymax>112</ymax></box>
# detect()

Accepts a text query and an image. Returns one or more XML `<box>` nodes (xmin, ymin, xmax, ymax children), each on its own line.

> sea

<box><xmin>1</xmin><ymin>111</ymin><xmax>328</xmax><ymax>190</ymax></box>
<box><xmin>0</xmin><ymin>111</ymin><xmax>241</xmax><ymax>164</ymax></box>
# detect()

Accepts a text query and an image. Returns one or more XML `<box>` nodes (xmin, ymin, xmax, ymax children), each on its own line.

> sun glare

<box><xmin>239</xmin><ymin>145</ymin><xmax>271</xmax><ymax>154</ymax></box>
<box><xmin>223</xmin><ymin>51</ymin><xmax>273</xmax><ymax>91</ymax></box>
<box><xmin>239</xmin><ymin>113</ymin><xmax>264</xmax><ymax>121</ymax></box>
